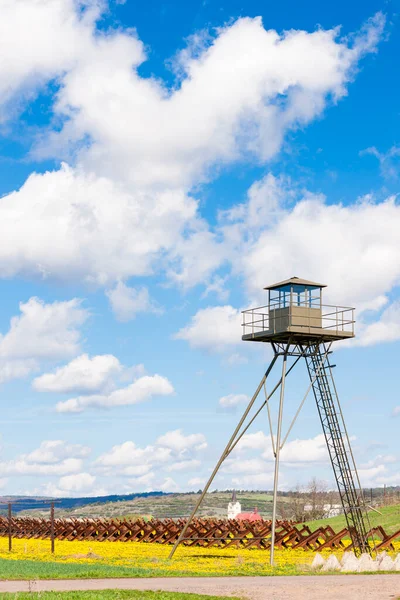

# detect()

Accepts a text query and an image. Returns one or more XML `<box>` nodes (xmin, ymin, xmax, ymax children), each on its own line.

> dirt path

<box><xmin>0</xmin><ymin>575</ymin><xmax>399</xmax><ymax>599</ymax></box>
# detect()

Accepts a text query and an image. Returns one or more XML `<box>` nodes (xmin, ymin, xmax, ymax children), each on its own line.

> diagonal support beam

<box><xmin>226</xmin><ymin>352</ymin><xmax>304</xmax><ymax>458</ymax></box>
<box><xmin>168</xmin><ymin>353</ymin><xmax>280</xmax><ymax>559</ymax></box>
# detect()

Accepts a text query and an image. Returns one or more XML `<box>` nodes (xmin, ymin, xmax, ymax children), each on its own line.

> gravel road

<box><xmin>0</xmin><ymin>575</ymin><xmax>399</xmax><ymax>599</ymax></box>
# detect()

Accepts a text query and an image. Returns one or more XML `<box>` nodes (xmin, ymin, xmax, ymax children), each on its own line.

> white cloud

<box><xmin>355</xmin><ymin>301</ymin><xmax>400</xmax><ymax>346</ymax></box>
<box><xmin>159</xmin><ymin>477</ymin><xmax>179</xmax><ymax>492</ymax></box>
<box><xmin>174</xmin><ymin>305</ymin><xmax>242</xmax><ymax>351</ymax></box>
<box><xmin>127</xmin><ymin>472</ymin><xmax>156</xmax><ymax>492</ymax></box>
<box><xmin>106</xmin><ymin>282</ymin><xmax>160</xmax><ymax>322</ymax></box>
<box><xmin>219</xmin><ymin>393</ymin><xmax>249</xmax><ymax>410</ymax></box>
<box><xmin>0</xmin><ymin>165</ymin><xmax>197</xmax><ymax>287</ymax></box>
<box><xmin>0</xmin><ymin>297</ymin><xmax>88</xmax><ymax>383</ymax></box>
<box><xmin>0</xmin><ymin>7</ymin><xmax>385</xmax><ymax>289</ymax></box>
<box><xmin>186</xmin><ymin>176</ymin><xmax>400</xmax><ymax>349</ymax></box>
<box><xmin>393</xmin><ymin>406</ymin><xmax>400</xmax><ymax>417</ymax></box>
<box><xmin>224</xmin><ymin>432</ymin><xmax>329</xmax><ymax>489</ymax></box>
<box><xmin>0</xmin><ymin>439</ymin><xmax>89</xmax><ymax>477</ymax></box>
<box><xmin>188</xmin><ymin>477</ymin><xmax>205</xmax><ymax>487</ymax></box>
<box><xmin>33</xmin><ymin>354</ymin><xmax>122</xmax><ymax>394</ymax></box>
<box><xmin>0</xmin><ymin>0</ymin><xmax>103</xmax><ymax>120</ymax></box>
<box><xmin>25</xmin><ymin>440</ymin><xmax>90</xmax><ymax>464</ymax></box>
<box><xmin>0</xmin><ymin>457</ymin><xmax>82</xmax><ymax>477</ymax></box>
<box><xmin>214</xmin><ymin>431</ymin><xmax>331</xmax><ymax>490</ymax></box>
<box><xmin>95</xmin><ymin>441</ymin><xmax>171</xmax><ymax>475</ymax></box>
<box><xmin>166</xmin><ymin>459</ymin><xmax>201</xmax><ymax>472</ymax></box>
<box><xmin>360</xmin><ymin>454</ymin><xmax>398</xmax><ymax>469</ymax></box>
<box><xmin>277</xmin><ymin>435</ymin><xmax>328</xmax><ymax>464</ymax></box>
<box><xmin>44</xmin><ymin>13</ymin><xmax>384</xmax><ymax>188</ymax></box>
<box><xmin>57</xmin><ymin>472</ymin><xmax>96</xmax><ymax>493</ymax></box>
<box><xmin>94</xmin><ymin>430</ymin><xmax>207</xmax><ymax>488</ymax></box>
<box><xmin>232</xmin><ymin>472</ymin><xmax>275</xmax><ymax>489</ymax></box>
<box><xmin>361</xmin><ymin>145</ymin><xmax>400</xmax><ymax>180</ymax></box>
<box><xmin>357</xmin><ymin>464</ymin><xmax>387</xmax><ymax>487</ymax></box>
<box><xmin>156</xmin><ymin>429</ymin><xmax>207</xmax><ymax>454</ymax></box>
<box><xmin>224</xmin><ymin>457</ymin><xmax>267</xmax><ymax>474</ymax></box>
<box><xmin>0</xmin><ymin>360</ymin><xmax>38</xmax><ymax>385</ymax></box>
<box><xmin>234</xmin><ymin>431</ymin><xmax>329</xmax><ymax>464</ymax></box>
<box><xmin>0</xmin><ymin>297</ymin><xmax>86</xmax><ymax>359</ymax></box>
<box><xmin>56</xmin><ymin>373</ymin><xmax>174</xmax><ymax>413</ymax></box>
<box><xmin>41</xmin><ymin>472</ymin><xmax>102</xmax><ymax>498</ymax></box>
<box><xmin>233</xmin><ymin>182</ymin><xmax>400</xmax><ymax>310</ymax></box>
<box><xmin>235</xmin><ymin>430</ymin><xmax>269</xmax><ymax>452</ymax></box>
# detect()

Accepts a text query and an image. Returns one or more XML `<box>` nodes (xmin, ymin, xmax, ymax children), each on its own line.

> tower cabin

<box><xmin>242</xmin><ymin>277</ymin><xmax>355</xmax><ymax>344</ymax></box>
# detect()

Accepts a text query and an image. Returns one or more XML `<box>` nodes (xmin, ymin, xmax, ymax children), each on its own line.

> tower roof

<box><xmin>264</xmin><ymin>277</ymin><xmax>326</xmax><ymax>291</ymax></box>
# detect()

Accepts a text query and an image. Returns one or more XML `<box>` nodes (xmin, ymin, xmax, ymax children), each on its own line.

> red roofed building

<box><xmin>236</xmin><ymin>507</ymin><xmax>262</xmax><ymax>521</ymax></box>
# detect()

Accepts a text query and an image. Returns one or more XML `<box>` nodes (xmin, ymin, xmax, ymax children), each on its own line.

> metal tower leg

<box><xmin>270</xmin><ymin>348</ymin><xmax>288</xmax><ymax>566</ymax></box>
<box><xmin>304</xmin><ymin>343</ymin><xmax>373</xmax><ymax>556</ymax></box>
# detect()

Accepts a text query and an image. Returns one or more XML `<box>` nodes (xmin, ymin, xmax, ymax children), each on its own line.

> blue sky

<box><xmin>0</xmin><ymin>0</ymin><xmax>399</xmax><ymax>498</ymax></box>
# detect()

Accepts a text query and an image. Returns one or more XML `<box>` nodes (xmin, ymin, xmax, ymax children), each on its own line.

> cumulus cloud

<box><xmin>232</xmin><ymin>472</ymin><xmax>275</xmax><ymax>489</ymax></box>
<box><xmin>159</xmin><ymin>477</ymin><xmax>179</xmax><ymax>492</ymax></box>
<box><xmin>56</xmin><ymin>472</ymin><xmax>96</xmax><ymax>492</ymax></box>
<box><xmin>94</xmin><ymin>429</ymin><xmax>207</xmax><ymax>490</ymax></box>
<box><xmin>219</xmin><ymin>394</ymin><xmax>249</xmax><ymax>410</ymax></box>
<box><xmin>0</xmin><ymin>165</ymin><xmax>197</xmax><ymax>287</ymax></box>
<box><xmin>177</xmin><ymin>174</ymin><xmax>400</xmax><ymax>351</ymax></box>
<box><xmin>156</xmin><ymin>429</ymin><xmax>207</xmax><ymax>453</ymax></box>
<box><xmin>41</xmin><ymin>472</ymin><xmax>102</xmax><ymax>498</ymax></box>
<box><xmin>24</xmin><ymin>440</ymin><xmax>91</xmax><ymax>464</ymax></box>
<box><xmin>94</xmin><ymin>441</ymin><xmax>171</xmax><ymax>475</ymax></box>
<box><xmin>43</xmin><ymin>13</ymin><xmax>384</xmax><ymax>188</ymax></box>
<box><xmin>174</xmin><ymin>305</ymin><xmax>242</xmax><ymax>351</ymax></box>
<box><xmin>355</xmin><ymin>301</ymin><xmax>400</xmax><ymax>346</ymax></box>
<box><xmin>213</xmin><ymin>174</ymin><xmax>400</xmax><ymax>311</ymax></box>
<box><xmin>221</xmin><ymin>432</ymin><xmax>330</xmax><ymax>489</ymax></box>
<box><xmin>0</xmin><ymin>0</ymin><xmax>103</xmax><ymax>120</ymax></box>
<box><xmin>0</xmin><ymin>297</ymin><xmax>88</xmax><ymax>383</ymax></box>
<box><xmin>0</xmin><ymin>5</ymin><xmax>385</xmax><ymax>289</ymax></box>
<box><xmin>127</xmin><ymin>472</ymin><xmax>156</xmax><ymax>492</ymax></box>
<box><xmin>56</xmin><ymin>373</ymin><xmax>174</xmax><ymax>413</ymax></box>
<box><xmin>0</xmin><ymin>439</ymin><xmax>87</xmax><ymax>476</ymax></box>
<box><xmin>106</xmin><ymin>282</ymin><xmax>161</xmax><ymax>322</ymax></box>
<box><xmin>33</xmin><ymin>354</ymin><xmax>122</xmax><ymax>394</ymax></box>
<box><xmin>232</xmin><ymin>431</ymin><xmax>329</xmax><ymax>465</ymax></box>
<box><xmin>166</xmin><ymin>459</ymin><xmax>201</xmax><ymax>472</ymax></box>
<box><xmin>234</xmin><ymin>182</ymin><xmax>400</xmax><ymax>345</ymax></box>
<box><xmin>188</xmin><ymin>477</ymin><xmax>205</xmax><ymax>487</ymax></box>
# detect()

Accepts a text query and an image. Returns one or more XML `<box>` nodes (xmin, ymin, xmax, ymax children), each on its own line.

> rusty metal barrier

<box><xmin>1</xmin><ymin>516</ymin><xmax>399</xmax><ymax>550</ymax></box>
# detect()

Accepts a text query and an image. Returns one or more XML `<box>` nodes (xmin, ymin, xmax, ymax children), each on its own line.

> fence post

<box><xmin>50</xmin><ymin>501</ymin><xmax>55</xmax><ymax>554</ymax></box>
<box><xmin>8</xmin><ymin>503</ymin><xmax>12</xmax><ymax>552</ymax></box>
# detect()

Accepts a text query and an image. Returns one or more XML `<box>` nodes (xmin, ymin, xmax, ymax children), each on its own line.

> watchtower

<box><xmin>170</xmin><ymin>278</ymin><xmax>373</xmax><ymax>563</ymax></box>
<box><xmin>242</xmin><ymin>277</ymin><xmax>354</xmax><ymax>343</ymax></box>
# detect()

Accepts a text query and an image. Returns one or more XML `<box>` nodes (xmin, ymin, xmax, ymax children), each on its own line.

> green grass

<box><xmin>0</xmin><ymin>558</ymin><xmax>301</xmax><ymax>580</ymax></box>
<box><xmin>0</xmin><ymin>560</ymin><xmax>193</xmax><ymax>580</ymax></box>
<box><xmin>0</xmin><ymin>592</ymin><xmax>236</xmax><ymax>600</ymax></box>
<box><xmin>305</xmin><ymin>503</ymin><xmax>400</xmax><ymax>535</ymax></box>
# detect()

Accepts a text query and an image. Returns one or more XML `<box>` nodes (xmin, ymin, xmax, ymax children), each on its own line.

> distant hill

<box><xmin>13</xmin><ymin>491</ymin><xmax>279</xmax><ymax>519</ymax></box>
<box><xmin>0</xmin><ymin>491</ymin><xmax>167</xmax><ymax>515</ymax></box>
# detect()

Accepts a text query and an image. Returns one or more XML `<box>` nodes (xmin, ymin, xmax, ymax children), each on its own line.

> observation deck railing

<box><xmin>242</xmin><ymin>303</ymin><xmax>355</xmax><ymax>337</ymax></box>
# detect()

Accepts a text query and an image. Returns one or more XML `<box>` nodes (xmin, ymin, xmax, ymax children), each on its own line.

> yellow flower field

<box><xmin>0</xmin><ymin>537</ymin><xmax>398</xmax><ymax>577</ymax></box>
